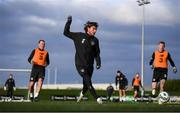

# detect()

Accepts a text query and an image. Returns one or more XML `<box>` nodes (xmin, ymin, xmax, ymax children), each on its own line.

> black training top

<box><xmin>5</xmin><ymin>78</ymin><xmax>15</xmax><ymax>89</ymax></box>
<box><xmin>115</xmin><ymin>74</ymin><xmax>128</xmax><ymax>87</ymax></box>
<box><xmin>63</xmin><ymin>19</ymin><xmax>101</xmax><ymax>68</ymax></box>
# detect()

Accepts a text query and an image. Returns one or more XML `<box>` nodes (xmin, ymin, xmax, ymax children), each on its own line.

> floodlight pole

<box><xmin>137</xmin><ymin>0</ymin><xmax>150</xmax><ymax>96</ymax></box>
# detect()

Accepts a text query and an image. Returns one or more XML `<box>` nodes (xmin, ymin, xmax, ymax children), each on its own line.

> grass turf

<box><xmin>1</xmin><ymin>101</ymin><xmax>180</xmax><ymax>112</ymax></box>
<box><xmin>0</xmin><ymin>89</ymin><xmax>180</xmax><ymax>112</ymax></box>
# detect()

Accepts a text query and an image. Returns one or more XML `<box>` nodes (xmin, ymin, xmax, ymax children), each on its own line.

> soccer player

<box><xmin>115</xmin><ymin>70</ymin><xmax>128</xmax><ymax>102</ymax></box>
<box><xmin>63</xmin><ymin>16</ymin><xmax>102</xmax><ymax>104</ymax></box>
<box><xmin>106</xmin><ymin>83</ymin><xmax>114</xmax><ymax>101</ymax></box>
<box><xmin>132</xmin><ymin>73</ymin><xmax>142</xmax><ymax>100</ymax></box>
<box><xmin>28</xmin><ymin>39</ymin><xmax>50</xmax><ymax>101</ymax></box>
<box><xmin>4</xmin><ymin>74</ymin><xmax>16</xmax><ymax>98</ymax></box>
<box><xmin>149</xmin><ymin>41</ymin><xmax>177</xmax><ymax>96</ymax></box>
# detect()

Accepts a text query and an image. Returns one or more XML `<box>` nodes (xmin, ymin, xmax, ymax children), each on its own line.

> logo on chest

<box><xmin>91</xmin><ymin>41</ymin><xmax>95</xmax><ymax>46</ymax></box>
<box><xmin>81</xmin><ymin>39</ymin><xmax>86</xmax><ymax>44</ymax></box>
<box><xmin>81</xmin><ymin>39</ymin><xmax>95</xmax><ymax>47</ymax></box>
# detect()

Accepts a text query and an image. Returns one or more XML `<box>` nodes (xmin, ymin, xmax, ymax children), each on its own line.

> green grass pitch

<box><xmin>0</xmin><ymin>89</ymin><xmax>180</xmax><ymax>112</ymax></box>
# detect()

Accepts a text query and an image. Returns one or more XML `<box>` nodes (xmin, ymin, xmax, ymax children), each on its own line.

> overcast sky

<box><xmin>0</xmin><ymin>0</ymin><xmax>179</xmax><ymax>86</ymax></box>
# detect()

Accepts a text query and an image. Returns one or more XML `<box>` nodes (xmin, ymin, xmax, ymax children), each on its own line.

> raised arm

<box><xmin>63</xmin><ymin>16</ymin><xmax>77</xmax><ymax>40</ymax></box>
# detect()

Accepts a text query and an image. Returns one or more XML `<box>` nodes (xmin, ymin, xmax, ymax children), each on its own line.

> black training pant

<box><xmin>7</xmin><ymin>88</ymin><xmax>13</xmax><ymax>98</ymax></box>
<box><xmin>76</xmin><ymin>65</ymin><xmax>98</xmax><ymax>100</ymax></box>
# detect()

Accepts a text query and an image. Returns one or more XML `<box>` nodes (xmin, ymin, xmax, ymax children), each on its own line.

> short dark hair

<box><xmin>9</xmin><ymin>73</ymin><xmax>13</xmax><ymax>77</ymax></box>
<box><xmin>159</xmin><ymin>41</ymin><xmax>165</xmax><ymax>46</ymax></box>
<box><xmin>117</xmin><ymin>70</ymin><xmax>121</xmax><ymax>73</ymax></box>
<box><xmin>38</xmin><ymin>39</ymin><xmax>45</xmax><ymax>43</ymax></box>
<box><xmin>84</xmin><ymin>21</ymin><xmax>98</xmax><ymax>32</ymax></box>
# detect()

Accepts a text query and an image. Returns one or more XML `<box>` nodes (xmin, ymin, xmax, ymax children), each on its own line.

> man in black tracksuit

<box><xmin>63</xmin><ymin>16</ymin><xmax>102</xmax><ymax>104</ymax></box>
<box><xmin>115</xmin><ymin>70</ymin><xmax>128</xmax><ymax>101</ymax></box>
<box><xmin>4</xmin><ymin>74</ymin><xmax>16</xmax><ymax>98</ymax></box>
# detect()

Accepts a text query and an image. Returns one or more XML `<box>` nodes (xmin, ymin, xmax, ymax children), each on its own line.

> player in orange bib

<box><xmin>28</xmin><ymin>40</ymin><xmax>50</xmax><ymax>101</ymax></box>
<box><xmin>132</xmin><ymin>73</ymin><xmax>143</xmax><ymax>100</ymax></box>
<box><xmin>149</xmin><ymin>41</ymin><xmax>177</xmax><ymax>96</ymax></box>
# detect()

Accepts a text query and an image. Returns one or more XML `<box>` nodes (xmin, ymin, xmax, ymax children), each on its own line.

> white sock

<box><xmin>152</xmin><ymin>89</ymin><xmax>156</xmax><ymax>95</ymax></box>
<box><xmin>80</xmin><ymin>91</ymin><xmax>83</xmax><ymax>97</ymax></box>
<box><xmin>30</xmin><ymin>93</ymin><xmax>33</xmax><ymax>98</ymax></box>
<box><xmin>119</xmin><ymin>97</ymin><xmax>122</xmax><ymax>101</ymax></box>
<box><xmin>123</xmin><ymin>96</ymin><xmax>126</xmax><ymax>101</ymax></box>
<box><xmin>34</xmin><ymin>92</ymin><xmax>39</xmax><ymax>98</ymax></box>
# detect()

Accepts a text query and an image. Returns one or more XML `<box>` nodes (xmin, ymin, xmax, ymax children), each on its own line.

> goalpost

<box><xmin>0</xmin><ymin>68</ymin><xmax>31</xmax><ymax>101</ymax></box>
<box><xmin>0</xmin><ymin>68</ymin><xmax>31</xmax><ymax>72</ymax></box>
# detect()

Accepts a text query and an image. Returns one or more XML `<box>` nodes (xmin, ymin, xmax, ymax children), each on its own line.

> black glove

<box><xmin>96</xmin><ymin>65</ymin><xmax>101</xmax><ymax>70</ymax></box>
<box><xmin>67</xmin><ymin>16</ymin><xmax>72</xmax><ymax>22</ymax></box>
<box><xmin>173</xmin><ymin>67</ymin><xmax>177</xmax><ymax>73</ymax></box>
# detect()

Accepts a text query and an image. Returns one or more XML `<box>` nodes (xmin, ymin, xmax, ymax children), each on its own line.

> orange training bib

<box><xmin>32</xmin><ymin>48</ymin><xmax>48</xmax><ymax>66</ymax></box>
<box><xmin>153</xmin><ymin>50</ymin><xmax>168</xmax><ymax>68</ymax></box>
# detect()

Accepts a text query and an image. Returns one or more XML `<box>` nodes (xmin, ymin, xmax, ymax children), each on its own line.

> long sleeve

<box><xmin>115</xmin><ymin>76</ymin><xmax>118</xmax><ymax>86</ymax></box>
<box><xmin>95</xmin><ymin>39</ymin><xmax>101</xmax><ymax>66</ymax></box>
<box><xmin>63</xmin><ymin>19</ymin><xmax>77</xmax><ymax>40</ymax></box>
<box><xmin>139</xmin><ymin>80</ymin><xmax>142</xmax><ymax>87</ymax></box>
<box><xmin>132</xmin><ymin>78</ymin><xmax>135</xmax><ymax>86</ymax></box>
<box><xmin>125</xmin><ymin>77</ymin><xmax>128</xmax><ymax>86</ymax></box>
<box><xmin>13</xmin><ymin>79</ymin><xmax>15</xmax><ymax>87</ymax></box>
<box><xmin>149</xmin><ymin>52</ymin><xmax>155</xmax><ymax>65</ymax></box>
<box><xmin>167</xmin><ymin>53</ymin><xmax>175</xmax><ymax>67</ymax></box>
<box><xmin>46</xmin><ymin>52</ymin><xmax>50</xmax><ymax>66</ymax></box>
<box><xmin>28</xmin><ymin>49</ymin><xmax>35</xmax><ymax>64</ymax></box>
<box><xmin>4</xmin><ymin>79</ymin><xmax>8</xmax><ymax>86</ymax></box>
